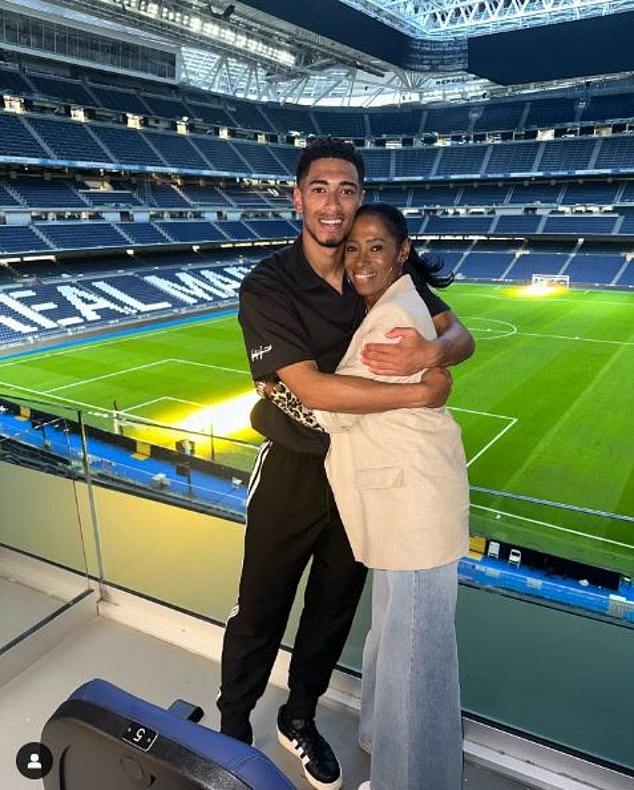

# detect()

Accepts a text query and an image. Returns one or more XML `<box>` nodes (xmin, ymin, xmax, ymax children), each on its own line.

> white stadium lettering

<box><xmin>0</xmin><ymin>291</ymin><xmax>58</xmax><ymax>329</ymax></box>
<box><xmin>92</xmin><ymin>281</ymin><xmax>171</xmax><ymax>313</ymax></box>
<box><xmin>56</xmin><ymin>285</ymin><xmax>132</xmax><ymax>321</ymax></box>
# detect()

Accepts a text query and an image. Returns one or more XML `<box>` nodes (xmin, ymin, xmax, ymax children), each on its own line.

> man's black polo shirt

<box><xmin>239</xmin><ymin>238</ymin><xmax>449</xmax><ymax>455</ymax></box>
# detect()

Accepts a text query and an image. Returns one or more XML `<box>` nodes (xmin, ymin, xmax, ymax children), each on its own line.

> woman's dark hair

<box><xmin>355</xmin><ymin>202</ymin><xmax>454</xmax><ymax>289</ymax></box>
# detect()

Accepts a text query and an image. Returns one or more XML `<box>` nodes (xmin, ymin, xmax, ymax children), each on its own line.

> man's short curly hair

<box><xmin>296</xmin><ymin>137</ymin><xmax>365</xmax><ymax>186</ymax></box>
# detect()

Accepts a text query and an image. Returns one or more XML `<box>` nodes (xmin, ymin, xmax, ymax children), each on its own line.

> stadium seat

<box><xmin>41</xmin><ymin>678</ymin><xmax>296</xmax><ymax>790</ymax></box>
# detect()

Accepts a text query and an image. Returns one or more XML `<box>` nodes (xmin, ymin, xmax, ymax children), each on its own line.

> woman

<box><xmin>263</xmin><ymin>203</ymin><xmax>469</xmax><ymax>790</ymax></box>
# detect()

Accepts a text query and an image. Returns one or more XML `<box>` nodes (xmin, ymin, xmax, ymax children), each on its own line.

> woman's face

<box><xmin>344</xmin><ymin>213</ymin><xmax>410</xmax><ymax>308</ymax></box>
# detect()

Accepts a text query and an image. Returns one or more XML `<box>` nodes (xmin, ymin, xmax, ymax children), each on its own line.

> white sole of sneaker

<box><xmin>276</xmin><ymin>725</ymin><xmax>343</xmax><ymax>790</ymax></box>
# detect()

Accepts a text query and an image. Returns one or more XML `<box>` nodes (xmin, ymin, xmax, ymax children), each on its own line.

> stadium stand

<box><xmin>425</xmin><ymin>215</ymin><xmax>494</xmax><ymax>234</ymax></box>
<box><xmin>580</xmin><ymin>92</ymin><xmax>634</xmax><ymax>123</ymax></box>
<box><xmin>24</xmin><ymin>115</ymin><xmax>111</xmax><ymax>163</ymax></box>
<box><xmin>146</xmin><ymin>183</ymin><xmax>191</xmax><ymax>208</ymax></box>
<box><xmin>0</xmin><ymin>61</ymin><xmax>632</xmax><ymax>298</ymax></box>
<box><xmin>458</xmin><ymin>250</ymin><xmax>516</xmax><ymax>279</ymax></box>
<box><xmin>87</xmin><ymin>83</ymin><xmax>151</xmax><ymax>115</ymax></box>
<box><xmin>594</xmin><ymin>134</ymin><xmax>634</xmax><ymax>170</ymax></box>
<box><xmin>494</xmin><ymin>214</ymin><xmax>543</xmax><ymax>234</ymax></box>
<box><xmin>0</xmin><ymin>112</ymin><xmax>49</xmax><ymax>159</ymax></box>
<box><xmin>155</xmin><ymin>221</ymin><xmax>226</xmax><ymax>243</ymax></box>
<box><xmin>509</xmin><ymin>183</ymin><xmax>563</xmax><ymax>204</ymax></box>
<box><xmin>566</xmin><ymin>252</ymin><xmax>625</xmax><ymax>284</ymax></box>
<box><xmin>458</xmin><ymin>184</ymin><xmax>510</xmax><ymax>205</ymax></box>
<box><xmin>393</xmin><ymin>147</ymin><xmax>440</xmax><ymax>179</ymax></box>
<box><xmin>233</xmin><ymin>142</ymin><xmax>289</xmax><ymax>177</ymax></box>
<box><xmin>119</xmin><ymin>222</ymin><xmax>170</xmax><ymax>245</ymax></box>
<box><xmin>560</xmin><ymin>181</ymin><xmax>620</xmax><ymax>204</ymax></box>
<box><xmin>435</xmin><ymin>145</ymin><xmax>488</xmax><ymax>177</ymax></box>
<box><xmin>0</xmin><ymin>186</ymin><xmax>20</xmax><ymax>208</ymax></box>
<box><xmin>423</xmin><ymin>104</ymin><xmax>473</xmax><ymax>134</ymax></box>
<box><xmin>360</xmin><ymin>148</ymin><xmax>392</xmax><ymax>179</ymax></box>
<box><xmin>10</xmin><ymin>178</ymin><xmax>87</xmax><ymax>208</ymax></box>
<box><xmin>142</xmin><ymin>93</ymin><xmax>192</xmax><ymax>120</ymax></box>
<box><xmin>38</xmin><ymin>222</ymin><xmax>127</xmax><ymax>250</ymax></box>
<box><xmin>369</xmin><ymin>108</ymin><xmax>422</xmax><ymax>138</ymax></box>
<box><xmin>473</xmin><ymin>101</ymin><xmax>525</xmax><ymax>132</ymax></box>
<box><xmin>143</xmin><ymin>130</ymin><xmax>211</xmax><ymax>170</ymax></box>
<box><xmin>182</xmin><ymin>184</ymin><xmax>232</xmax><ymax>206</ymax></box>
<box><xmin>245</xmin><ymin>219</ymin><xmax>296</xmax><ymax>239</ymax></box>
<box><xmin>215</xmin><ymin>221</ymin><xmax>257</xmax><ymax>240</ymax></box>
<box><xmin>0</xmin><ymin>226</ymin><xmax>51</xmax><ymax>253</ymax></box>
<box><xmin>485</xmin><ymin>142</ymin><xmax>540</xmax><ymax>176</ymax></box>
<box><xmin>542</xmin><ymin>215</ymin><xmax>617</xmax><ymax>234</ymax></box>
<box><xmin>524</xmin><ymin>96</ymin><xmax>578</xmax><ymax>128</ymax></box>
<box><xmin>372</xmin><ymin>187</ymin><xmax>410</xmax><ymax>207</ymax></box>
<box><xmin>188</xmin><ymin>136</ymin><xmax>251</xmax><ymax>174</ymax></box>
<box><xmin>92</xmin><ymin>124</ymin><xmax>166</xmax><ymax>168</ymax></box>
<box><xmin>28</xmin><ymin>72</ymin><xmax>96</xmax><ymax>106</ymax></box>
<box><xmin>410</xmin><ymin>184</ymin><xmax>458</xmax><ymax>206</ymax></box>
<box><xmin>263</xmin><ymin>105</ymin><xmax>317</xmax><ymax>136</ymax></box>
<box><xmin>315</xmin><ymin>109</ymin><xmax>367</xmax><ymax>138</ymax></box>
<box><xmin>222</xmin><ymin>99</ymin><xmax>272</xmax><ymax>133</ymax></box>
<box><xmin>506</xmin><ymin>248</ymin><xmax>573</xmax><ymax>280</ymax></box>
<box><xmin>0</xmin><ymin>66</ymin><xmax>34</xmax><ymax>95</ymax></box>
<box><xmin>80</xmin><ymin>188</ymin><xmax>142</xmax><ymax>207</ymax></box>
<box><xmin>182</xmin><ymin>96</ymin><xmax>236</xmax><ymax>127</ymax></box>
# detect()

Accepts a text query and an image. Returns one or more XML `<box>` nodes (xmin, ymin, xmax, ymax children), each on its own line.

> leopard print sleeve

<box><xmin>256</xmin><ymin>379</ymin><xmax>325</xmax><ymax>432</ymax></box>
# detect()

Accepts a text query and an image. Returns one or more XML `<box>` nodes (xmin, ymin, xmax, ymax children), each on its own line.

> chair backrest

<box><xmin>42</xmin><ymin>679</ymin><xmax>296</xmax><ymax>790</ymax></box>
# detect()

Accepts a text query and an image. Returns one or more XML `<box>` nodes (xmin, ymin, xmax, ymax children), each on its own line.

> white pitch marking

<box><xmin>0</xmin><ymin>314</ymin><xmax>237</xmax><ymax>369</ymax></box>
<box><xmin>458</xmin><ymin>316</ymin><xmax>633</xmax><ymax>346</ymax></box>
<box><xmin>44</xmin><ymin>358</ymin><xmax>249</xmax><ymax>395</ymax></box>
<box><xmin>463</xmin><ymin>317</ymin><xmax>518</xmax><ymax>340</ymax></box>
<box><xmin>169</xmin><ymin>358</ymin><xmax>249</xmax><ymax>375</ymax></box>
<box><xmin>472</xmin><ymin>504</ymin><xmax>632</xmax><ymax>549</ymax></box>
<box><xmin>45</xmin><ymin>360</ymin><xmax>170</xmax><ymax>393</ymax></box>
<box><xmin>466</xmin><ymin>417</ymin><xmax>518</xmax><ymax>469</ymax></box>
<box><xmin>124</xmin><ymin>396</ymin><xmax>207</xmax><ymax>413</ymax></box>
<box><xmin>517</xmin><ymin>331</ymin><xmax>634</xmax><ymax>347</ymax></box>
<box><xmin>449</xmin><ymin>406</ymin><xmax>515</xmax><ymax>420</ymax></box>
<box><xmin>0</xmin><ymin>379</ymin><xmax>101</xmax><ymax>412</ymax></box>
<box><xmin>454</xmin><ymin>291</ymin><xmax>633</xmax><ymax>307</ymax></box>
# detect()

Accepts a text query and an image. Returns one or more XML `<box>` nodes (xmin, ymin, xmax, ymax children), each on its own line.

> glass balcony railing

<box><xmin>0</xmin><ymin>390</ymin><xmax>632</xmax><ymax>772</ymax></box>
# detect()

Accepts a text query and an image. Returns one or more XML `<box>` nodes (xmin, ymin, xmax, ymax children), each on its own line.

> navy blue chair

<box><xmin>42</xmin><ymin>679</ymin><xmax>296</xmax><ymax>789</ymax></box>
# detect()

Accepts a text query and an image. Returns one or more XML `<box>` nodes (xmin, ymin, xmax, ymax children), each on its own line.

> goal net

<box><xmin>531</xmin><ymin>273</ymin><xmax>570</xmax><ymax>288</ymax></box>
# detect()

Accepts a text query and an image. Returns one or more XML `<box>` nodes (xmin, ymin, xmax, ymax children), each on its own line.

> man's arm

<box><xmin>361</xmin><ymin>310</ymin><xmax>474</xmax><ymax>376</ymax></box>
<box><xmin>278</xmin><ymin>360</ymin><xmax>452</xmax><ymax>412</ymax></box>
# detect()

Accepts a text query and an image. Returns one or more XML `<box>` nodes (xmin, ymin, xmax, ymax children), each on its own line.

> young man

<box><xmin>218</xmin><ymin>138</ymin><xmax>474</xmax><ymax>790</ymax></box>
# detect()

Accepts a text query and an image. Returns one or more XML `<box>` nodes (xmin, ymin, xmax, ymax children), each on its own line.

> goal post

<box><xmin>531</xmin><ymin>273</ymin><xmax>570</xmax><ymax>288</ymax></box>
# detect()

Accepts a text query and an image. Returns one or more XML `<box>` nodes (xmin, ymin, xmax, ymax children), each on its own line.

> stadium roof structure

<box><xmin>339</xmin><ymin>0</ymin><xmax>632</xmax><ymax>40</ymax></box>
<box><xmin>9</xmin><ymin>0</ymin><xmax>634</xmax><ymax>106</ymax></box>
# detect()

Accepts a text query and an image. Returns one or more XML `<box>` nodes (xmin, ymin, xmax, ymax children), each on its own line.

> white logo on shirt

<box><xmin>250</xmin><ymin>344</ymin><xmax>272</xmax><ymax>362</ymax></box>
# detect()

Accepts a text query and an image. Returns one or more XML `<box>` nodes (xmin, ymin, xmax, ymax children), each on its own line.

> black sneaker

<box><xmin>276</xmin><ymin>706</ymin><xmax>342</xmax><ymax>790</ymax></box>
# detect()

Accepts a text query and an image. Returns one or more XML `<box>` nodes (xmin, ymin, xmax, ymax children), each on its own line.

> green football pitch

<box><xmin>0</xmin><ymin>283</ymin><xmax>632</xmax><ymax>575</ymax></box>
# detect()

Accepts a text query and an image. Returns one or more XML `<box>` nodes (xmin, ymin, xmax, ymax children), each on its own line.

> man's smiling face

<box><xmin>293</xmin><ymin>158</ymin><xmax>363</xmax><ymax>250</ymax></box>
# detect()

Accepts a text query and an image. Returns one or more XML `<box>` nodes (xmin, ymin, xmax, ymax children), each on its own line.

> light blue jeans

<box><xmin>359</xmin><ymin>561</ymin><xmax>463</xmax><ymax>790</ymax></box>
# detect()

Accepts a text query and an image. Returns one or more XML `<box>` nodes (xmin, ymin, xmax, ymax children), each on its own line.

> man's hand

<box><xmin>417</xmin><ymin>366</ymin><xmax>453</xmax><ymax>408</ymax></box>
<box><xmin>362</xmin><ymin>327</ymin><xmax>441</xmax><ymax>376</ymax></box>
<box><xmin>361</xmin><ymin>310</ymin><xmax>475</xmax><ymax>375</ymax></box>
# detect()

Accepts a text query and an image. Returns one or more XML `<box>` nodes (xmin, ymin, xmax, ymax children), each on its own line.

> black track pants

<box><xmin>218</xmin><ymin>441</ymin><xmax>367</xmax><ymax>736</ymax></box>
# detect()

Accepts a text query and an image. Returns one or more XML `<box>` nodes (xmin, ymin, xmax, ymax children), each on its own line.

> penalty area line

<box><xmin>472</xmin><ymin>504</ymin><xmax>632</xmax><ymax>549</ymax></box>
<box><xmin>466</xmin><ymin>418</ymin><xmax>517</xmax><ymax>469</ymax></box>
